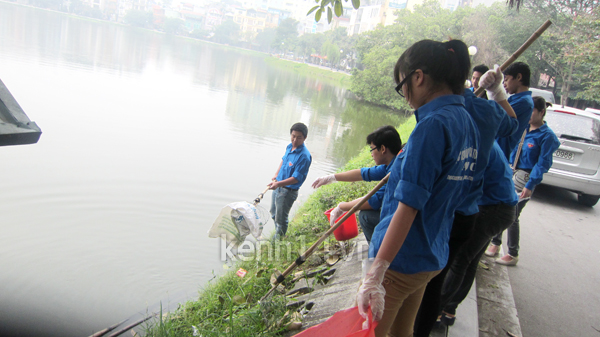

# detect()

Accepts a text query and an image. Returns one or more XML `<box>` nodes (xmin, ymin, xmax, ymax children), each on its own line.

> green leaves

<box><xmin>307</xmin><ymin>5</ymin><xmax>319</xmax><ymax>15</ymax></box>
<box><xmin>334</xmin><ymin>1</ymin><xmax>343</xmax><ymax>17</ymax></box>
<box><xmin>312</xmin><ymin>0</ymin><xmax>348</xmax><ymax>23</ymax></box>
<box><xmin>351</xmin><ymin>0</ymin><xmax>360</xmax><ymax>10</ymax></box>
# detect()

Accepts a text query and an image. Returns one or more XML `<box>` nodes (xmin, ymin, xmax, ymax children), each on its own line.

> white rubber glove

<box><xmin>329</xmin><ymin>205</ymin><xmax>344</xmax><ymax>227</ymax></box>
<box><xmin>312</xmin><ymin>174</ymin><xmax>337</xmax><ymax>188</ymax></box>
<box><xmin>479</xmin><ymin>64</ymin><xmax>508</xmax><ymax>102</ymax></box>
<box><xmin>357</xmin><ymin>258</ymin><xmax>390</xmax><ymax>322</ymax></box>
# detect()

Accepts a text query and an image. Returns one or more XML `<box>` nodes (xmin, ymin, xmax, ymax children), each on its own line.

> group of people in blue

<box><xmin>267</xmin><ymin>38</ymin><xmax>560</xmax><ymax>337</ymax></box>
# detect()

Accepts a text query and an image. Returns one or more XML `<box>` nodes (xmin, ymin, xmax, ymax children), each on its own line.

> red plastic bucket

<box><xmin>325</xmin><ymin>208</ymin><xmax>359</xmax><ymax>241</ymax></box>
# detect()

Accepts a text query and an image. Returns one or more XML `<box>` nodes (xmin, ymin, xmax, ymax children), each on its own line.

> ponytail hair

<box><xmin>532</xmin><ymin>96</ymin><xmax>548</xmax><ymax>117</ymax></box>
<box><xmin>393</xmin><ymin>39</ymin><xmax>470</xmax><ymax>96</ymax></box>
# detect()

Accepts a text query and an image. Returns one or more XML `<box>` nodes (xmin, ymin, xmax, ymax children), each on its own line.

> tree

<box><xmin>163</xmin><ymin>18</ymin><xmax>184</xmax><ymax>35</ymax></box>
<box><xmin>309</xmin><ymin>0</ymin><xmax>527</xmax><ymax>23</ymax></box>
<box><xmin>124</xmin><ymin>10</ymin><xmax>154</xmax><ymax>28</ymax></box>
<box><xmin>572</xmin><ymin>7</ymin><xmax>600</xmax><ymax>103</ymax></box>
<box><xmin>255</xmin><ymin>28</ymin><xmax>277</xmax><ymax>52</ymax></box>
<box><xmin>272</xmin><ymin>18</ymin><xmax>299</xmax><ymax>52</ymax></box>
<box><xmin>212</xmin><ymin>19</ymin><xmax>240</xmax><ymax>45</ymax></box>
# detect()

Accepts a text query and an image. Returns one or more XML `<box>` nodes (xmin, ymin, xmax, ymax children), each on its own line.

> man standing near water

<box><xmin>268</xmin><ymin>123</ymin><xmax>312</xmax><ymax>239</ymax></box>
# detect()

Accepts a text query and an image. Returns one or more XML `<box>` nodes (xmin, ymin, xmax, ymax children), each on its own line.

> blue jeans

<box><xmin>270</xmin><ymin>187</ymin><xmax>298</xmax><ymax>239</ymax></box>
<box><xmin>358</xmin><ymin>209</ymin><xmax>380</xmax><ymax>243</ymax></box>
<box><xmin>441</xmin><ymin>203</ymin><xmax>516</xmax><ymax>313</ymax></box>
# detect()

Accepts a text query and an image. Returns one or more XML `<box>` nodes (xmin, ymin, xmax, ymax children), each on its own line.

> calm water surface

<box><xmin>0</xmin><ymin>3</ymin><xmax>406</xmax><ymax>336</ymax></box>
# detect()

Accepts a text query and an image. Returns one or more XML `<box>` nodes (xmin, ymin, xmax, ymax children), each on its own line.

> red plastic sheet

<box><xmin>293</xmin><ymin>306</ymin><xmax>377</xmax><ymax>337</ymax></box>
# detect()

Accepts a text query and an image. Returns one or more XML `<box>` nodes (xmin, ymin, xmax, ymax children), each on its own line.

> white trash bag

<box><xmin>208</xmin><ymin>201</ymin><xmax>269</xmax><ymax>245</ymax></box>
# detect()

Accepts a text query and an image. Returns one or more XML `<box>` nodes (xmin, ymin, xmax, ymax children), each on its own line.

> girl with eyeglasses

<box><xmin>356</xmin><ymin>39</ymin><xmax>478</xmax><ymax>337</ymax></box>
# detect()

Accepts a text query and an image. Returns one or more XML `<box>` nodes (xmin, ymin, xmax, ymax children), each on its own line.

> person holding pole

<box><xmin>356</xmin><ymin>39</ymin><xmax>478</xmax><ymax>337</ymax></box>
<box><xmin>268</xmin><ymin>123</ymin><xmax>312</xmax><ymax>240</ymax></box>
<box><xmin>413</xmin><ymin>57</ymin><xmax>519</xmax><ymax>335</ymax></box>
<box><xmin>311</xmin><ymin>125</ymin><xmax>402</xmax><ymax>243</ymax></box>
<box><xmin>496</xmin><ymin>62</ymin><xmax>534</xmax><ymax>159</ymax></box>
<box><xmin>437</xmin><ymin>142</ymin><xmax>518</xmax><ymax>326</ymax></box>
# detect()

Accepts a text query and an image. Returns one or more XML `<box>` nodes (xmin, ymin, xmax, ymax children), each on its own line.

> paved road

<box><xmin>495</xmin><ymin>184</ymin><xmax>600</xmax><ymax>337</ymax></box>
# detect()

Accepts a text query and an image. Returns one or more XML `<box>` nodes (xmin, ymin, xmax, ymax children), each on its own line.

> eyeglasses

<box><xmin>395</xmin><ymin>70</ymin><xmax>416</xmax><ymax>98</ymax></box>
<box><xmin>370</xmin><ymin>146</ymin><xmax>378</xmax><ymax>152</ymax></box>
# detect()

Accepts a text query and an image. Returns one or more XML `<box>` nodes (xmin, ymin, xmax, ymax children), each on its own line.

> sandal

<box><xmin>440</xmin><ymin>312</ymin><xmax>456</xmax><ymax>326</ymax></box>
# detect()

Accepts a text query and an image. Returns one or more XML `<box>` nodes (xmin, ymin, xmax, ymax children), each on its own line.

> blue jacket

<box><xmin>456</xmin><ymin>89</ymin><xmax>518</xmax><ymax>215</ymax></box>
<box><xmin>276</xmin><ymin>143</ymin><xmax>312</xmax><ymax>190</ymax></box>
<box><xmin>370</xmin><ymin>95</ymin><xmax>478</xmax><ymax>274</ymax></box>
<box><xmin>479</xmin><ymin>142</ymin><xmax>519</xmax><ymax>206</ymax></box>
<box><xmin>497</xmin><ymin>91</ymin><xmax>533</xmax><ymax>159</ymax></box>
<box><xmin>510</xmin><ymin>123</ymin><xmax>560</xmax><ymax>190</ymax></box>
<box><xmin>360</xmin><ymin>156</ymin><xmax>396</xmax><ymax>211</ymax></box>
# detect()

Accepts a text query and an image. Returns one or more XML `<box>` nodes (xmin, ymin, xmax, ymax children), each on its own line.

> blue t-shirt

<box><xmin>497</xmin><ymin>91</ymin><xmax>533</xmax><ymax>159</ymax></box>
<box><xmin>479</xmin><ymin>142</ymin><xmax>519</xmax><ymax>206</ymax></box>
<box><xmin>510</xmin><ymin>123</ymin><xmax>560</xmax><ymax>190</ymax></box>
<box><xmin>360</xmin><ymin>156</ymin><xmax>396</xmax><ymax>211</ymax></box>
<box><xmin>276</xmin><ymin>143</ymin><xmax>312</xmax><ymax>190</ymax></box>
<box><xmin>456</xmin><ymin>89</ymin><xmax>519</xmax><ymax>215</ymax></box>
<box><xmin>370</xmin><ymin>95</ymin><xmax>478</xmax><ymax>274</ymax></box>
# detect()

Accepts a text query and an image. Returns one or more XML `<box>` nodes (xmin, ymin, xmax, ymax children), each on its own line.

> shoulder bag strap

<box><xmin>512</xmin><ymin>128</ymin><xmax>528</xmax><ymax>172</ymax></box>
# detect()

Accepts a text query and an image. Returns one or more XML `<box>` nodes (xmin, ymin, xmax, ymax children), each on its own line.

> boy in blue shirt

<box><xmin>312</xmin><ymin>125</ymin><xmax>402</xmax><ymax>243</ymax></box>
<box><xmin>268</xmin><ymin>123</ymin><xmax>312</xmax><ymax>239</ymax></box>
<box><xmin>497</xmin><ymin>62</ymin><xmax>534</xmax><ymax>159</ymax></box>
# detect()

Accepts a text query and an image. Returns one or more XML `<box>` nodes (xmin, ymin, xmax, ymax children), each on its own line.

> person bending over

<box><xmin>312</xmin><ymin>125</ymin><xmax>402</xmax><ymax>243</ymax></box>
<box><xmin>268</xmin><ymin>123</ymin><xmax>312</xmax><ymax>239</ymax></box>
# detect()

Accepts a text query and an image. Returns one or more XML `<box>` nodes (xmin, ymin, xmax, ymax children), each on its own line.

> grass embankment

<box><xmin>263</xmin><ymin>57</ymin><xmax>352</xmax><ymax>89</ymax></box>
<box><xmin>145</xmin><ymin>117</ymin><xmax>416</xmax><ymax>337</ymax></box>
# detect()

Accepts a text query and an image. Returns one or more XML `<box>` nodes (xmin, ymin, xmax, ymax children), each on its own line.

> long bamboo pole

<box><xmin>259</xmin><ymin>173</ymin><xmax>390</xmax><ymax>302</ymax></box>
<box><xmin>474</xmin><ymin>19</ymin><xmax>552</xmax><ymax>97</ymax></box>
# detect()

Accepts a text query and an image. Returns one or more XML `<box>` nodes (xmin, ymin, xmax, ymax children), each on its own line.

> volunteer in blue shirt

<box><xmin>469</xmin><ymin>64</ymin><xmax>489</xmax><ymax>100</ymax></box>
<box><xmin>311</xmin><ymin>125</ymin><xmax>402</xmax><ymax>243</ymax></box>
<box><xmin>356</xmin><ymin>39</ymin><xmax>478</xmax><ymax>337</ymax></box>
<box><xmin>496</xmin><ymin>62</ymin><xmax>534</xmax><ymax>159</ymax></box>
<box><xmin>268</xmin><ymin>123</ymin><xmax>312</xmax><ymax>239</ymax></box>
<box><xmin>413</xmin><ymin>62</ymin><xmax>519</xmax><ymax>336</ymax></box>
<box><xmin>438</xmin><ymin>142</ymin><xmax>518</xmax><ymax>326</ymax></box>
<box><xmin>487</xmin><ymin>97</ymin><xmax>560</xmax><ymax>265</ymax></box>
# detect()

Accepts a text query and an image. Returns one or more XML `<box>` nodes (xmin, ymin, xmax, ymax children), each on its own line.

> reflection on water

<box><xmin>0</xmin><ymin>3</ymin><xmax>407</xmax><ymax>336</ymax></box>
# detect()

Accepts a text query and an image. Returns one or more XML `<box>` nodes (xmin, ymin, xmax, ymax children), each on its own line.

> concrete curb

<box><xmin>288</xmin><ymin>236</ymin><xmax>522</xmax><ymax>337</ymax></box>
<box><xmin>476</xmin><ymin>248</ymin><xmax>523</xmax><ymax>337</ymax></box>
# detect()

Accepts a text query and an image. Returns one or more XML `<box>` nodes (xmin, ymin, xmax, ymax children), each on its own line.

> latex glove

<box><xmin>357</xmin><ymin>258</ymin><xmax>390</xmax><ymax>322</ymax></box>
<box><xmin>312</xmin><ymin>174</ymin><xmax>337</xmax><ymax>188</ymax></box>
<box><xmin>329</xmin><ymin>205</ymin><xmax>344</xmax><ymax>227</ymax></box>
<box><xmin>479</xmin><ymin>64</ymin><xmax>508</xmax><ymax>102</ymax></box>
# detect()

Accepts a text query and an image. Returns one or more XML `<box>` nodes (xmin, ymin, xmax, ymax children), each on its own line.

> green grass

<box><xmin>144</xmin><ymin>116</ymin><xmax>416</xmax><ymax>336</ymax></box>
<box><xmin>263</xmin><ymin>57</ymin><xmax>352</xmax><ymax>89</ymax></box>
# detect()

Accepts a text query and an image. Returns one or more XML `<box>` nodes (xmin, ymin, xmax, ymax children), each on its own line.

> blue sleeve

<box><xmin>394</xmin><ymin>119</ymin><xmax>445</xmax><ymax>210</ymax></box>
<box><xmin>368</xmin><ymin>187</ymin><xmax>385</xmax><ymax>210</ymax></box>
<box><xmin>361</xmin><ymin>164</ymin><xmax>387</xmax><ymax>182</ymax></box>
<box><xmin>291</xmin><ymin>153</ymin><xmax>311</xmax><ymax>184</ymax></box>
<box><xmin>525</xmin><ymin>133</ymin><xmax>560</xmax><ymax>190</ymax></box>
<box><xmin>496</xmin><ymin>104</ymin><xmax>519</xmax><ymax>138</ymax></box>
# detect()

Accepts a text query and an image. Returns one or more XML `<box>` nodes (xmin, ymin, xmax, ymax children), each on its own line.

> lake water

<box><xmin>0</xmin><ymin>3</ymin><xmax>406</xmax><ymax>336</ymax></box>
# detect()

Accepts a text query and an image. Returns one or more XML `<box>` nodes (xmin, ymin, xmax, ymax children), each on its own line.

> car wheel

<box><xmin>577</xmin><ymin>194</ymin><xmax>600</xmax><ymax>207</ymax></box>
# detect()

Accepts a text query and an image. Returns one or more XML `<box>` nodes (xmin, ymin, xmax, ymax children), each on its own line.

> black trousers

<box><xmin>413</xmin><ymin>212</ymin><xmax>478</xmax><ymax>337</ymax></box>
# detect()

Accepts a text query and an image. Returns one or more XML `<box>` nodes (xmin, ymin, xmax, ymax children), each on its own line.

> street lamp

<box><xmin>468</xmin><ymin>46</ymin><xmax>477</xmax><ymax>56</ymax></box>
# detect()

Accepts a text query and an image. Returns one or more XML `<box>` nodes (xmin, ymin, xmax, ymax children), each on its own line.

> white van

<box><xmin>530</xmin><ymin>87</ymin><xmax>556</xmax><ymax>104</ymax></box>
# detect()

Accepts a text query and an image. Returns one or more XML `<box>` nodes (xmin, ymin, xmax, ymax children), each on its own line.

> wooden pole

<box><xmin>253</xmin><ymin>186</ymin><xmax>271</xmax><ymax>206</ymax></box>
<box><xmin>474</xmin><ymin>19</ymin><xmax>552</xmax><ymax>97</ymax></box>
<box><xmin>259</xmin><ymin>173</ymin><xmax>390</xmax><ymax>302</ymax></box>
